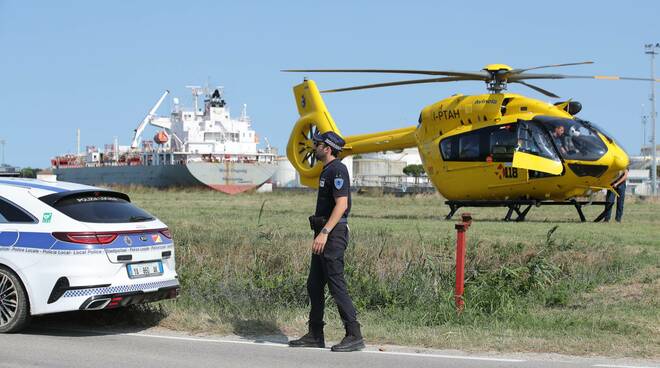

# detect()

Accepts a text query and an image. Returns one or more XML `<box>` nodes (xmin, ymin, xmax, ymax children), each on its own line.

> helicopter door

<box><xmin>512</xmin><ymin>121</ymin><xmax>563</xmax><ymax>175</ymax></box>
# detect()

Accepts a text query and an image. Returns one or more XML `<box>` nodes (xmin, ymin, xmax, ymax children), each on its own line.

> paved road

<box><xmin>0</xmin><ymin>324</ymin><xmax>657</xmax><ymax>368</ymax></box>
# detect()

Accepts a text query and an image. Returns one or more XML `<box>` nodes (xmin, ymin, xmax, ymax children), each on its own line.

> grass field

<box><xmin>121</xmin><ymin>188</ymin><xmax>658</xmax><ymax>358</ymax></box>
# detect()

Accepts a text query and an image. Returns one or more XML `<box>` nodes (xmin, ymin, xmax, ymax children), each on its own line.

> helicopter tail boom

<box><xmin>287</xmin><ymin>79</ymin><xmax>417</xmax><ymax>188</ymax></box>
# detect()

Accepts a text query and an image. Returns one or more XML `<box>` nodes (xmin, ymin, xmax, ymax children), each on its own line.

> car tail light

<box><xmin>53</xmin><ymin>232</ymin><xmax>118</xmax><ymax>245</ymax></box>
<box><xmin>159</xmin><ymin>228</ymin><xmax>172</xmax><ymax>239</ymax></box>
<box><xmin>108</xmin><ymin>296</ymin><xmax>123</xmax><ymax>308</ymax></box>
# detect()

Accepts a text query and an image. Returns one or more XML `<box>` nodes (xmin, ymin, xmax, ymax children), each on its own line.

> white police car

<box><xmin>0</xmin><ymin>178</ymin><xmax>179</xmax><ymax>332</ymax></box>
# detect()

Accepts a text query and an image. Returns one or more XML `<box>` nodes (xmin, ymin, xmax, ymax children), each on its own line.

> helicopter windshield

<box><xmin>533</xmin><ymin>116</ymin><xmax>608</xmax><ymax>161</ymax></box>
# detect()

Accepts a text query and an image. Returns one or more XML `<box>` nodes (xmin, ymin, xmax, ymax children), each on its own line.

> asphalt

<box><xmin>0</xmin><ymin>320</ymin><xmax>658</xmax><ymax>368</ymax></box>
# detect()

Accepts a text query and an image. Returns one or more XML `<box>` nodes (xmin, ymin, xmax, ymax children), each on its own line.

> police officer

<box><xmin>288</xmin><ymin>131</ymin><xmax>365</xmax><ymax>352</ymax></box>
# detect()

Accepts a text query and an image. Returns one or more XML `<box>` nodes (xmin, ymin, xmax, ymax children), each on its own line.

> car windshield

<box><xmin>534</xmin><ymin>116</ymin><xmax>608</xmax><ymax>161</ymax></box>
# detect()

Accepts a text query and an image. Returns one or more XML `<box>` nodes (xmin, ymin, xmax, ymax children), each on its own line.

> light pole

<box><xmin>645</xmin><ymin>43</ymin><xmax>659</xmax><ymax>195</ymax></box>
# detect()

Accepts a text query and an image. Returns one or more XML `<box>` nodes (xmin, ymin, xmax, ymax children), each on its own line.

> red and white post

<box><xmin>454</xmin><ymin>213</ymin><xmax>472</xmax><ymax>312</ymax></box>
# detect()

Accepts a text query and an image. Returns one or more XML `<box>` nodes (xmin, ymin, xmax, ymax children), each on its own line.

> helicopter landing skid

<box><xmin>445</xmin><ymin>200</ymin><xmax>613</xmax><ymax>222</ymax></box>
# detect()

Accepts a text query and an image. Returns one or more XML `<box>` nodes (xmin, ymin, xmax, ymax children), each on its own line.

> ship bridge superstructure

<box><xmin>170</xmin><ymin>87</ymin><xmax>261</xmax><ymax>157</ymax></box>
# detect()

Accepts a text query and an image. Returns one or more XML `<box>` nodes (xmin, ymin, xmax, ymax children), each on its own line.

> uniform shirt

<box><xmin>315</xmin><ymin>159</ymin><xmax>351</xmax><ymax>219</ymax></box>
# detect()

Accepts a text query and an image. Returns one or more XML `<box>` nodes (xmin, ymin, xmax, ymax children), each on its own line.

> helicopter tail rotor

<box><xmin>287</xmin><ymin>79</ymin><xmax>341</xmax><ymax>188</ymax></box>
<box><xmin>287</xmin><ymin>79</ymin><xmax>418</xmax><ymax>188</ymax></box>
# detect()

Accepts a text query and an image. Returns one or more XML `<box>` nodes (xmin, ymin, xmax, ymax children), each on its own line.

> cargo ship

<box><xmin>52</xmin><ymin>86</ymin><xmax>277</xmax><ymax>194</ymax></box>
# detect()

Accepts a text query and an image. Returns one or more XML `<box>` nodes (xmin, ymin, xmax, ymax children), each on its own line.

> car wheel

<box><xmin>0</xmin><ymin>267</ymin><xmax>30</xmax><ymax>333</ymax></box>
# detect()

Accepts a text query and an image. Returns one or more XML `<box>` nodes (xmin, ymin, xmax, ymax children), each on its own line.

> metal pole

<box><xmin>454</xmin><ymin>224</ymin><xmax>466</xmax><ymax>311</ymax></box>
<box><xmin>646</xmin><ymin>44</ymin><xmax>658</xmax><ymax>195</ymax></box>
<box><xmin>642</xmin><ymin>107</ymin><xmax>647</xmax><ymax>155</ymax></box>
<box><xmin>454</xmin><ymin>213</ymin><xmax>472</xmax><ymax>313</ymax></box>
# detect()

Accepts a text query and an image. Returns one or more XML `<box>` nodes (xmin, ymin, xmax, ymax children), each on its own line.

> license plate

<box><xmin>127</xmin><ymin>261</ymin><xmax>163</xmax><ymax>279</ymax></box>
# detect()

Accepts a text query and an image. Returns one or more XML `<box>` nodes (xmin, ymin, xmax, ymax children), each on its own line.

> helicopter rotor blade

<box><xmin>320</xmin><ymin>76</ymin><xmax>481</xmax><ymax>93</ymax></box>
<box><xmin>511</xmin><ymin>61</ymin><xmax>594</xmax><ymax>74</ymax></box>
<box><xmin>283</xmin><ymin>68</ymin><xmax>489</xmax><ymax>79</ymax></box>
<box><xmin>510</xmin><ymin>73</ymin><xmax>660</xmax><ymax>82</ymax></box>
<box><xmin>510</xmin><ymin>81</ymin><xmax>560</xmax><ymax>98</ymax></box>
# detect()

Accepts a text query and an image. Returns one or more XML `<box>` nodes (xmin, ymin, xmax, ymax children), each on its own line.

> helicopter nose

<box><xmin>612</xmin><ymin>153</ymin><xmax>629</xmax><ymax>171</ymax></box>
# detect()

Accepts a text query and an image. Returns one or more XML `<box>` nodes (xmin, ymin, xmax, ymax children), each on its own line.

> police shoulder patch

<box><xmin>334</xmin><ymin>178</ymin><xmax>344</xmax><ymax>190</ymax></box>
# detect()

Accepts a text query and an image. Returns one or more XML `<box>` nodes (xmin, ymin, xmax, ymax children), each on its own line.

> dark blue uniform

<box><xmin>307</xmin><ymin>158</ymin><xmax>357</xmax><ymax>328</ymax></box>
<box><xmin>315</xmin><ymin>159</ymin><xmax>351</xmax><ymax>219</ymax></box>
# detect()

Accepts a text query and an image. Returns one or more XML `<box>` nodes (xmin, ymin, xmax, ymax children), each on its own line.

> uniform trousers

<box><xmin>307</xmin><ymin>223</ymin><xmax>358</xmax><ymax>326</ymax></box>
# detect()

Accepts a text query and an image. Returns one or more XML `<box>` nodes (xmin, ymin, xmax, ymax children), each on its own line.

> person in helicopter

<box><xmin>551</xmin><ymin>125</ymin><xmax>568</xmax><ymax>155</ymax></box>
<box><xmin>550</xmin><ymin>123</ymin><xmax>582</xmax><ymax>158</ymax></box>
<box><xmin>565</xmin><ymin>125</ymin><xmax>580</xmax><ymax>154</ymax></box>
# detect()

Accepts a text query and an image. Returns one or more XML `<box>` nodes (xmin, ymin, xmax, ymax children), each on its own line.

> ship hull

<box><xmin>53</xmin><ymin>162</ymin><xmax>277</xmax><ymax>194</ymax></box>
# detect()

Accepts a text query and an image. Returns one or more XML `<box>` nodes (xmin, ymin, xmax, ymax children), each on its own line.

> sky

<box><xmin>1</xmin><ymin>0</ymin><xmax>659</xmax><ymax>168</ymax></box>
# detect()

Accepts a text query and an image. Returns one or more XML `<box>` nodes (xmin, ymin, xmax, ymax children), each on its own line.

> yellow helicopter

<box><xmin>284</xmin><ymin>63</ymin><xmax>658</xmax><ymax>221</ymax></box>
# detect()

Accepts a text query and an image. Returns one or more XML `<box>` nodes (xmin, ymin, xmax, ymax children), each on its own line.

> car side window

<box><xmin>0</xmin><ymin>197</ymin><xmax>37</xmax><ymax>223</ymax></box>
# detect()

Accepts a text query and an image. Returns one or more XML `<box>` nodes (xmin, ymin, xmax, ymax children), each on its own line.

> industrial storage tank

<box><xmin>273</xmin><ymin>157</ymin><xmax>300</xmax><ymax>188</ymax></box>
<box><xmin>274</xmin><ymin>156</ymin><xmax>353</xmax><ymax>188</ymax></box>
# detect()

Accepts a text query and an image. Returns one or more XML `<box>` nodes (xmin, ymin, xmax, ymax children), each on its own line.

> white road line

<box><xmin>362</xmin><ymin>350</ymin><xmax>525</xmax><ymax>362</ymax></box>
<box><xmin>125</xmin><ymin>332</ymin><xmax>525</xmax><ymax>362</ymax></box>
<box><xmin>594</xmin><ymin>365</ymin><xmax>660</xmax><ymax>368</ymax></box>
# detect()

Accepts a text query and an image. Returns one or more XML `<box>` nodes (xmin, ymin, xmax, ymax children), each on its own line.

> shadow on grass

<box><xmin>230</xmin><ymin>317</ymin><xmax>288</xmax><ymax>344</ymax></box>
<box><xmin>20</xmin><ymin>304</ymin><xmax>167</xmax><ymax>337</ymax></box>
<box><xmin>352</xmin><ymin>212</ymin><xmax>601</xmax><ymax>223</ymax></box>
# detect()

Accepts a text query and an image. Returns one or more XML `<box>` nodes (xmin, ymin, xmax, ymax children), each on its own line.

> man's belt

<box><xmin>308</xmin><ymin>215</ymin><xmax>347</xmax><ymax>231</ymax></box>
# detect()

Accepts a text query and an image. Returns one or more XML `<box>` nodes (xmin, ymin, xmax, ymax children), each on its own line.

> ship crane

<box><xmin>131</xmin><ymin>90</ymin><xmax>170</xmax><ymax>149</ymax></box>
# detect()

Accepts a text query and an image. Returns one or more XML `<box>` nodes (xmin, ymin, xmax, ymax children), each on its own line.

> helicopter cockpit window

<box><xmin>489</xmin><ymin>124</ymin><xmax>517</xmax><ymax>162</ymax></box>
<box><xmin>441</xmin><ymin>126</ymin><xmax>512</xmax><ymax>162</ymax></box>
<box><xmin>440</xmin><ymin>138</ymin><xmax>455</xmax><ymax>160</ymax></box>
<box><xmin>440</xmin><ymin>131</ymin><xmax>484</xmax><ymax>161</ymax></box>
<box><xmin>534</xmin><ymin>116</ymin><xmax>608</xmax><ymax>161</ymax></box>
<box><xmin>458</xmin><ymin>133</ymin><xmax>480</xmax><ymax>160</ymax></box>
<box><xmin>517</xmin><ymin>121</ymin><xmax>560</xmax><ymax>161</ymax></box>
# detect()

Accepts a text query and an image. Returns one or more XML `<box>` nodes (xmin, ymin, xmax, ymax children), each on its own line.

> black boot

<box><xmin>289</xmin><ymin>322</ymin><xmax>325</xmax><ymax>348</ymax></box>
<box><xmin>331</xmin><ymin>322</ymin><xmax>365</xmax><ymax>352</ymax></box>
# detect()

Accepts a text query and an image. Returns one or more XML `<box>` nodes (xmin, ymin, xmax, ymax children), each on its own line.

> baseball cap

<box><xmin>312</xmin><ymin>130</ymin><xmax>345</xmax><ymax>152</ymax></box>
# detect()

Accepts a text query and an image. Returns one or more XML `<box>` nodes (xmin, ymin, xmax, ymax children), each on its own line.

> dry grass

<box><xmin>115</xmin><ymin>188</ymin><xmax>660</xmax><ymax>358</ymax></box>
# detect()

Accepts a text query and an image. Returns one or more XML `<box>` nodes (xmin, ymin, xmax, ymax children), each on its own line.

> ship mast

<box><xmin>186</xmin><ymin>86</ymin><xmax>203</xmax><ymax>114</ymax></box>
